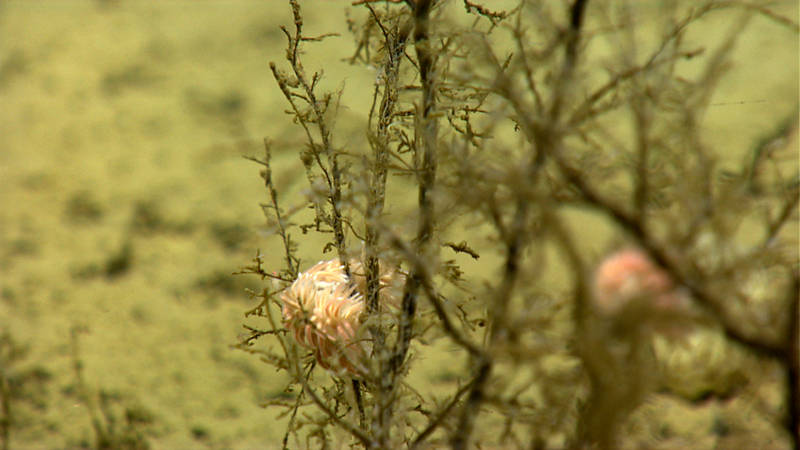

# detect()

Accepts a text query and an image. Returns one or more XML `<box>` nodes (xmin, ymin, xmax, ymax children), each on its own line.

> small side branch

<box><xmin>410</xmin><ymin>373</ymin><xmax>481</xmax><ymax>448</ymax></box>
<box><xmin>261</xmin><ymin>140</ymin><xmax>299</xmax><ymax>278</ymax></box>
<box><xmin>292</xmin><ymin>352</ymin><xmax>373</xmax><ymax>447</ymax></box>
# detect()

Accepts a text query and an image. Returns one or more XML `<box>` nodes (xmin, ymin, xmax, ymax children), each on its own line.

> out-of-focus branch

<box><xmin>553</xmin><ymin>157</ymin><xmax>787</xmax><ymax>359</ymax></box>
<box><xmin>746</xmin><ymin>109</ymin><xmax>799</xmax><ymax>195</ymax></box>
<box><xmin>548</xmin><ymin>0</ymin><xmax>588</xmax><ymax>121</ymax></box>
<box><xmin>710</xmin><ymin>1</ymin><xmax>799</xmax><ymax>32</ymax></box>
<box><xmin>764</xmin><ymin>192</ymin><xmax>799</xmax><ymax>247</ymax></box>
<box><xmin>0</xmin><ymin>366</ymin><xmax>8</xmax><ymax>450</ymax></box>
<box><xmin>451</xmin><ymin>199</ymin><xmax>527</xmax><ymax>450</ymax></box>
<box><xmin>450</xmin><ymin>358</ymin><xmax>492</xmax><ymax>450</ymax></box>
<box><xmin>449</xmin><ymin>3</ymin><xmax>594</xmax><ymax>446</ymax></box>
<box><xmin>495</xmin><ymin>0</ymin><xmax>785</xmax><ymax>361</ymax></box>
<box><xmin>388</xmin><ymin>232</ymin><xmax>482</xmax><ymax>358</ymax></box>
<box><xmin>410</xmin><ymin>372</ymin><xmax>481</xmax><ymax>449</ymax></box>
<box><xmin>567</xmin><ymin>47</ymin><xmax>702</xmax><ymax>127</ymax></box>
<box><xmin>787</xmin><ymin>272</ymin><xmax>799</xmax><ymax>450</ymax></box>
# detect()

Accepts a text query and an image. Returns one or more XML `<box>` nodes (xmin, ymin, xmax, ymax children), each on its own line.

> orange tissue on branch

<box><xmin>280</xmin><ymin>258</ymin><xmax>403</xmax><ymax>376</ymax></box>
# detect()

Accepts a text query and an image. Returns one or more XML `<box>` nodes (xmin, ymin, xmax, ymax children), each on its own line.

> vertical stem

<box><xmin>366</xmin><ymin>10</ymin><xmax>409</xmax><ymax>315</ymax></box>
<box><xmin>374</xmin><ymin>1</ymin><xmax>438</xmax><ymax>446</ymax></box>
<box><xmin>451</xmin><ymin>197</ymin><xmax>527</xmax><ymax>450</ymax></box>
<box><xmin>364</xmin><ymin>10</ymin><xmax>409</xmax><ymax>446</ymax></box>
<box><xmin>787</xmin><ymin>274</ymin><xmax>799</xmax><ymax>450</ymax></box>
<box><xmin>395</xmin><ymin>0</ymin><xmax>437</xmax><ymax>373</ymax></box>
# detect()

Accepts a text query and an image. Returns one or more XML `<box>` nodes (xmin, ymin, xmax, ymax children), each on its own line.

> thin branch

<box><xmin>353</xmin><ymin>0</ymin><xmax>412</xmax><ymax>6</ymax></box>
<box><xmin>746</xmin><ymin>109</ymin><xmax>799</xmax><ymax>194</ymax></box>
<box><xmin>711</xmin><ymin>1</ymin><xmax>799</xmax><ymax>32</ymax></box>
<box><xmin>450</xmin><ymin>359</ymin><xmax>491</xmax><ymax>450</ymax></box>
<box><xmin>282</xmin><ymin>383</ymin><xmax>305</xmax><ymax>450</ymax></box>
<box><xmin>410</xmin><ymin>373</ymin><xmax>481</xmax><ymax>448</ymax></box>
<box><xmin>764</xmin><ymin>192</ymin><xmax>800</xmax><ymax>247</ymax></box>
<box><xmin>451</xmin><ymin>196</ymin><xmax>527</xmax><ymax>450</ymax></box>
<box><xmin>463</xmin><ymin>0</ymin><xmax>508</xmax><ymax>24</ymax></box>
<box><xmin>388</xmin><ymin>232</ymin><xmax>482</xmax><ymax>358</ymax></box>
<box><xmin>261</xmin><ymin>139</ymin><xmax>299</xmax><ymax>277</ymax></box>
<box><xmin>292</xmin><ymin>350</ymin><xmax>374</xmax><ymax>447</ymax></box>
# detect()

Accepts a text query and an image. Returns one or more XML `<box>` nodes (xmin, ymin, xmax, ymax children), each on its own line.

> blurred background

<box><xmin>1</xmin><ymin>1</ymin><xmax>797</xmax><ymax>448</ymax></box>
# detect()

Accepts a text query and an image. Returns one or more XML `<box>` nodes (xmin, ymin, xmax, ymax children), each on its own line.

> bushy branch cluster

<box><xmin>238</xmin><ymin>1</ymin><xmax>798</xmax><ymax>448</ymax></box>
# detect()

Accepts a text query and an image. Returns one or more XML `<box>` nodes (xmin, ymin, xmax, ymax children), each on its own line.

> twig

<box><xmin>711</xmin><ymin>1</ymin><xmax>799</xmax><ymax>32</ymax></box>
<box><xmin>444</xmin><ymin>241</ymin><xmax>480</xmax><ymax>260</ymax></box>
<box><xmin>282</xmin><ymin>384</ymin><xmax>305</xmax><ymax>450</ymax></box>
<box><xmin>353</xmin><ymin>0</ymin><xmax>412</xmax><ymax>6</ymax></box>
<box><xmin>746</xmin><ymin>110</ymin><xmax>799</xmax><ymax>194</ymax></box>
<box><xmin>410</xmin><ymin>374</ymin><xmax>481</xmax><ymax>448</ymax></box>
<box><xmin>352</xmin><ymin>379</ymin><xmax>366</xmax><ymax>430</ymax></box>
<box><xmin>463</xmin><ymin>0</ymin><xmax>507</xmax><ymax>24</ymax></box>
<box><xmin>388</xmin><ymin>232</ymin><xmax>482</xmax><ymax>357</ymax></box>
<box><xmin>364</xmin><ymin>2</ymin><xmax>410</xmax><ymax>314</ymax></box>
<box><xmin>262</xmin><ymin>140</ymin><xmax>299</xmax><ymax>277</ymax></box>
<box><xmin>291</xmin><ymin>348</ymin><xmax>373</xmax><ymax>447</ymax></box>
<box><xmin>764</xmin><ymin>192</ymin><xmax>800</xmax><ymax>247</ymax></box>
<box><xmin>451</xmin><ymin>197</ymin><xmax>527</xmax><ymax>450</ymax></box>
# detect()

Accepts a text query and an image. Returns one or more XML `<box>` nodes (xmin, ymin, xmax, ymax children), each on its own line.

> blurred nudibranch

<box><xmin>592</xmin><ymin>248</ymin><xmax>693</xmax><ymax>337</ymax></box>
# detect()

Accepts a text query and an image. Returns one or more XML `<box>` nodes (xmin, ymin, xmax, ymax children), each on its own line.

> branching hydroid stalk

<box><xmin>362</xmin><ymin>6</ymin><xmax>411</xmax><ymax>444</ymax></box>
<box><xmin>395</xmin><ymin>0</ymin><xmax>437</xmax><ymax>373</ymax></box>
<box><xmin>452</xmin><ymin>1</ymin><xmax>590</xmax><ymax>448</ymax></box>
<box><xmin>274</xmin><ymin>0</ymin><xmax>351</xmax><ymax>275</ymax></box>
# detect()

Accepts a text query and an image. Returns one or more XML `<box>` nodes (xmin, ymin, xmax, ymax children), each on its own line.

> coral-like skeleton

<box><xmin>280</xmin><ymin>259</ymin><xmax>402</xmax><ymax>376</ymax></box>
